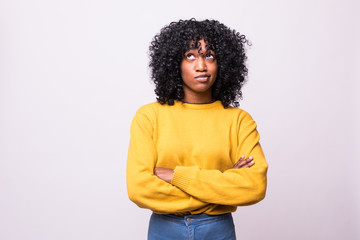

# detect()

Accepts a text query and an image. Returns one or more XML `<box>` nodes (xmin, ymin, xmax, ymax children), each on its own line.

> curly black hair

<box><xmin>149</xmin><ymin>18</ymin><xmax>249</xmax><ymax>108</ymax></box>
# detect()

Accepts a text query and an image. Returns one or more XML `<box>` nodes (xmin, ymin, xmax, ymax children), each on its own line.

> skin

<box><xmin>180</xmin><ymin>39</ymin><xmax>218</xmax><ymax>104</ymax></box>
<box><xmin>154</xmin><ymin>39</ymin><xmax>255</xmax><ymax>183</ymax></box>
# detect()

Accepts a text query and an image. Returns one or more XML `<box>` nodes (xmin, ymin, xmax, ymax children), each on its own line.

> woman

<box><xmin>127</xmin><ymin>19</ymin><xmax>268</xmax><ymax>240</ymax></box>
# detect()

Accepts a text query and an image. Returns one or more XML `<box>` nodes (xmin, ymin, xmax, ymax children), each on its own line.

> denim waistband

<box><xmin>154</xmin><ymin>212</ymin><xmax>232</xmax><ymax>223</ymax></box>
<box><xmin>148</xmin><ymin>212</ymin><xmax>236</xmax><ymax>239</ymax></box>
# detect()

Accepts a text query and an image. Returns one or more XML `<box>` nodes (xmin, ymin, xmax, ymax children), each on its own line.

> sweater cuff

<box><xmin>171</xmin><ymin>166</ymin><xmax>200</xmax><ymax>192</ymax></box>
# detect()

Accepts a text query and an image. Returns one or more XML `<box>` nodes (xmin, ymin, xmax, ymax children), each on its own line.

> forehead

<box><xmin>186</xmin><ymin>38</ymin><xmax>214</xmax><ymax>52</ymax></box>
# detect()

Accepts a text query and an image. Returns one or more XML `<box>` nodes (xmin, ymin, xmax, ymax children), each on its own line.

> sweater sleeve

<box><xmin>171</xmin><ymin>111</ymin><xmax>268</xmax><ymax>206</ymax></box>
<box><xmin>126</xmin><ymin>111</ymin><xmax>209</xmax><ymax>213</ymax></box>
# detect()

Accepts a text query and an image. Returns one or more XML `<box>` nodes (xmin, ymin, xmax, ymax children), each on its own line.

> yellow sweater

<box><xmin>126</xmin><ymin>100</ymin><xmax>268</xmax><ymax>215</ymax></box>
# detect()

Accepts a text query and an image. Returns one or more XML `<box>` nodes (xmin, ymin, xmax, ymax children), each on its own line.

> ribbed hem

<box><xmin>171</xmin><ymin>166</ymin><xmax>200</xmax><ymax>191</ymax></box>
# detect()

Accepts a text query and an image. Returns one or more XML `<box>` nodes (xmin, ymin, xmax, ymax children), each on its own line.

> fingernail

<box><xmin>250</xmin><ymin>161</ymin><xmax>254</xmax><ymax>164</ymax></box>
<box><xmin>241</xmin><ymin>155</ymin><xmax>245</xmax><ymax>158</ymax></box>
<box><xmin>249</xmin><ymin>156</ymin><xmax>253</xmax><ymax>160</ymax></box>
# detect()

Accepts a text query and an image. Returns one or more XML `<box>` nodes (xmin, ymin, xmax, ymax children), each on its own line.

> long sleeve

<box><xmin>126</xmin><ymin>112</ymin><xmax>209</xmax><ymax>214</ymax></box>
<box><xmin>171</xmin><ymin>112</ymin><xmax>268</xmax><ymax>206</ymax></box>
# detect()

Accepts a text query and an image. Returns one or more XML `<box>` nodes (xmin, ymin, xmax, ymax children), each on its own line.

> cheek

<box><xmin>213</xmin><ymin>67</ymin><xmax>218</xmax><ymax>76</ymax></box>
<box><xmin>211</xmin><ymin>65</ymin><xmax>218</xmax><ymax>79</ymax></box>
<box><xmin>181</xmin><ymin>65</ymin><xmax>192</xmax><ymax>79</ymax></box>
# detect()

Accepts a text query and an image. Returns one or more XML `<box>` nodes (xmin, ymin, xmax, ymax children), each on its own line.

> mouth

<box><xmin>194</xmin><ymin>74</ymin><xmax>210</xmax><ymax>82</ymax></box>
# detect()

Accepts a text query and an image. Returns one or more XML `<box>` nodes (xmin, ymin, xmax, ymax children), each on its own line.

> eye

<box><xmin>186</xmin><ymin>53</ymin><xmax>196</xmax><ymax>60</ymax></box>
<box><xmin>206</xmin><ymin>53</ymin><xmax>215</xmax><ymax>59</ymax></box>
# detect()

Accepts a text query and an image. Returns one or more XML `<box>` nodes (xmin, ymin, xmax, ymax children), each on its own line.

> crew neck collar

<box><xmin>175</xmin><ymin>100</ymin><xmax>223</xmax><ymax>110</ymax></box>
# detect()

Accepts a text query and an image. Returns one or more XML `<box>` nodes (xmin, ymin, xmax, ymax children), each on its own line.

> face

<box><xmin>180</xmin><ymin>39</ymin><xmax>218</xmax><ymax>102</ymax></box>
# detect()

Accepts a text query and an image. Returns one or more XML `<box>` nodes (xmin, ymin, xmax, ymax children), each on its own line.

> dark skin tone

<box><xmin>180</xmin><ymin>39</ymin><xmax>218</xmax><ymax>104</ymax></box>
<box><xmin>154</xmin><ymin>39</ymin><xmax>255</xmax><ymax>183</ymax></box>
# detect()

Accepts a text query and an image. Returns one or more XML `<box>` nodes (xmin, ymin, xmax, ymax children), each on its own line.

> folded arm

<box><xmin>155</xmin><ymin>112</ymin><xmax>268</xmax><ymax>206</ymax></box>
<box><xmin>126</xmin><ymin>112</ymin><xmax>210</xmax><ymax>213</ymax></box>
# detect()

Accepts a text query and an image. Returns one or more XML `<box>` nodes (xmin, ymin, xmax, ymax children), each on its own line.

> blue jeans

<box><xmin>148</xmin><ymin>212</ymin><xmax>236</xmax><ymax>240</ymax></box>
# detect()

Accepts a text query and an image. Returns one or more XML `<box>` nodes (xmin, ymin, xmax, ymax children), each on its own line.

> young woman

<box><xmin>127</xmin><ymin>19</ymin><xmax>268</xmax><ymax>240</ymax></box>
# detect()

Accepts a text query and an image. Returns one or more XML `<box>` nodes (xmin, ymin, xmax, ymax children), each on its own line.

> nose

<box><xmin>195</xmin><ymin>57</ymin><xmax>207</xmax><ymax>72</ymax></box>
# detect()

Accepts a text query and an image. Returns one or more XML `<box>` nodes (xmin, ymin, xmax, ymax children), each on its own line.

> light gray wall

<box><xmin>1</xmin><ymin>0</ymin><xmax>359</xmax><ymax>239</ymax></box>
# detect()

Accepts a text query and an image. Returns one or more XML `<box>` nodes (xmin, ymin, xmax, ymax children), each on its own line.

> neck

<box><xmin>182</xmin><ymin>92</ymin><xmax>214</xmax><ymax>104</ymax></box>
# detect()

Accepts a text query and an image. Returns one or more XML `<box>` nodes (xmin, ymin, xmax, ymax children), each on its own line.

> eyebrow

<box><xmin>185</xmin><ymin>48</ymin><xmax>215</xmax><ymax>55</ymax></box>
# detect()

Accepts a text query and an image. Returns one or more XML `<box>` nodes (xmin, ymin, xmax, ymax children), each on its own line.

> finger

<box><xmin>237</xmin><ymin>155</ymin><xmax>245</xmax><ymax>164</ymax></box>
<box><xmin>237</xmin><ymin>159</ymin><xmax>248</xmax><ymax>167</ymax></box>
<box><xmin>233</xmin><ymin>155</ymin><xmax>244</xmax><ymax>168</ymax></box>
<box><xmin>238</xmin><ymin>156</ymin><xmax>252</xmax><ymax>168</ymax></box>
<box><xmin>244</xmin><ymin>160</ymin><xmax>255</xmax><ymax>168</ymax></box>
<box><xmin>236</xmin><ymin>156</ymin><xmax>255</xmax><ymax>169</ymax></box>
<box><xmin>154</xmin><ymin>167</ymin><xmax>164</xmax><ymax>175</ymax></box>
<box><xmin>234</xmin><ymin>160</ymin><xmax>242</xmax><ymax>168</ymax></box>
<box><xmin>234</xmin><ymin>161</ymin><xmax>245</xmax><ymax>169</ymax></box>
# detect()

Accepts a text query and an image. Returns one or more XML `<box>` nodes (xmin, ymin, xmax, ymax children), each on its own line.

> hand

<box><xmin>232</xmin><ymin>155</ymin><xmax>254</xmax><ymax>169</ymax></box>
<box><xmin>154</xmin><ymin>167</ymin><xmax>174</xmax><ymax>183</ymax></box>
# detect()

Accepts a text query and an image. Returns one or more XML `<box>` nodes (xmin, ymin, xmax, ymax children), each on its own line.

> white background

<box><xmin>1</xmin><ymin>0</ymin><xmax>359</xmax><ymax>239</ymax></box>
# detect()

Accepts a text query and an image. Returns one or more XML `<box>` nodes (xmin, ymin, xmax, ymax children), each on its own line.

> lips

<box><xmin>194</xmin><ymin>74</ymin><xmax>210</xmax><ymax>82</ymax></box>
